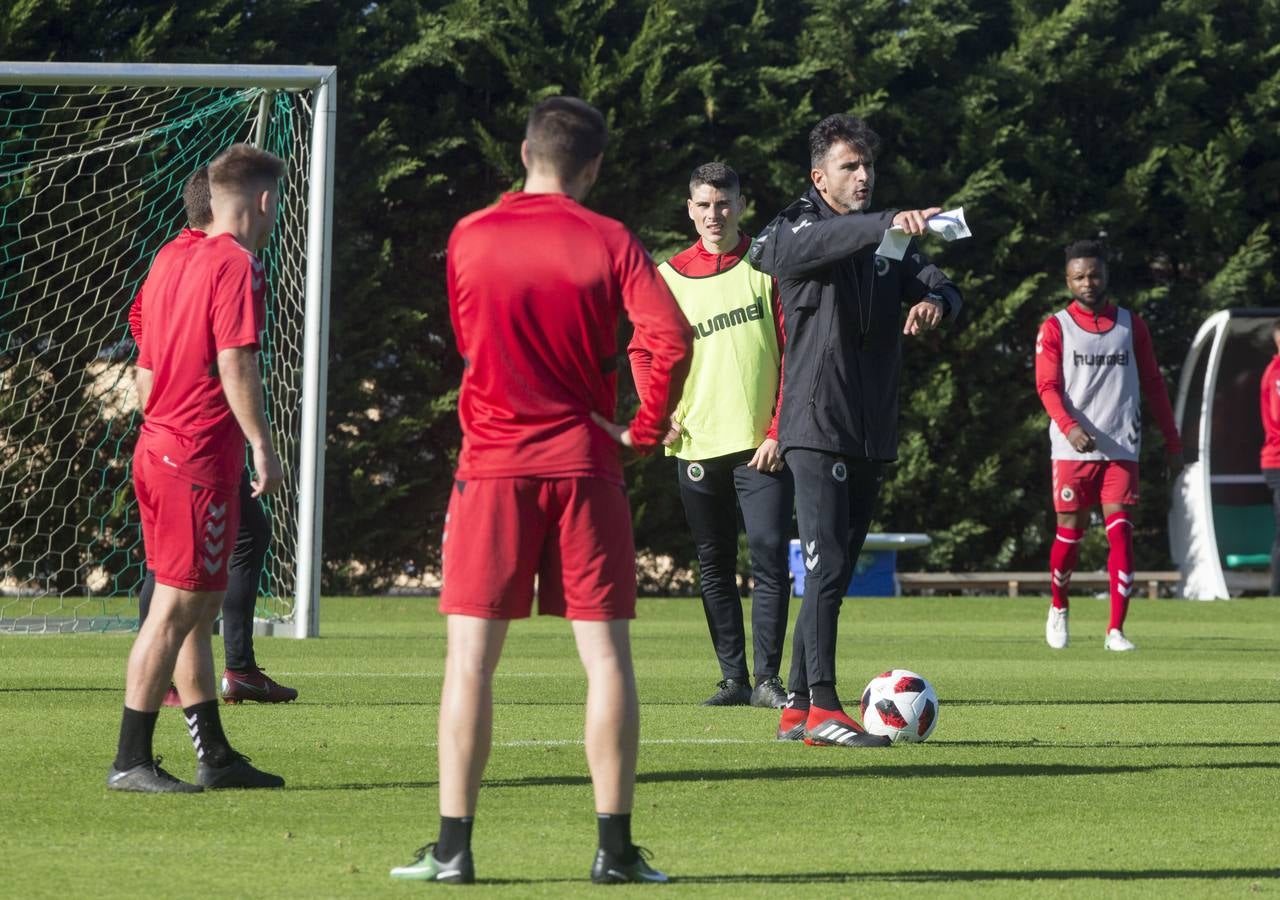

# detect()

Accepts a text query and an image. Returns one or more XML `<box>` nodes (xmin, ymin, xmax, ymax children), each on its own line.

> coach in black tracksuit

<box><xmin>748</xmin><ymin>114</ymin><xmax>962</xmax><ymax>746</ymax></box>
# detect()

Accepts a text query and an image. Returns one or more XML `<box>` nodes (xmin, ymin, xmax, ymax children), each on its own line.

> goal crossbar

<box><xmin>0</xmin><ymin>62</ymin><xmax>336</xmax><ymax>90</ymax></box>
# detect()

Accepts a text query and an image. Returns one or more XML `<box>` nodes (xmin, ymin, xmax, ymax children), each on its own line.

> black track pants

<box><xmin>677</xmin><ymin>451</ymin><xmax>795</xmax><ymax>681</ymax></box>
<box><xmin>785</xmin><ymin>449</ymin><xmax>883</xmax><ymax>696</ymax></box>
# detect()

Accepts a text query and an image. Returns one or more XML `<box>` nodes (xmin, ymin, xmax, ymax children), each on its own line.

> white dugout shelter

<box><xmin>1169</xmin><ymin>309</ymin><xmax>1278</xmax><ymax>598</ymax></box>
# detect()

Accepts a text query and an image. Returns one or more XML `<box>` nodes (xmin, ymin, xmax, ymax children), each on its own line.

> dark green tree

<box><xmin>3</xmin><ymin>0</ymin><xmax>1277</xmax><ymax>593</ymax></box>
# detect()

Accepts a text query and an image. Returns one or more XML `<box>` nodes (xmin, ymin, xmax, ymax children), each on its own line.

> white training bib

<box><xmin>1049</xmin><ymin>308</ymin><xmax>1141</xmax><ymax>461</ymax></box>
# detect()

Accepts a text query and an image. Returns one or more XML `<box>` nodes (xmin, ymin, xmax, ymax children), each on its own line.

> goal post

<box><xmin>0</xmin><ymin>63</ymin><xmax>335</xmax><ymax>638</ymax></box>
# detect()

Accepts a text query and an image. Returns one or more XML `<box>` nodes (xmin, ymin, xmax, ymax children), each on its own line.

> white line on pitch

<box><xmin>423</xmin><ymin>738</ymin><xmax>759</xmax><ymax>748</ymax></box>
<box><xmin>272</xmin><ymin>672</ymin><xmax>563</xmax><ymax>678</ymax></box>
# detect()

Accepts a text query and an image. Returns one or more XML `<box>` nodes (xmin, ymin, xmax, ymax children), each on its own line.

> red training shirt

<box><xmin>1036</xmin><ymin>300</ymin><xmax>1182</xmax><ymax>455</ymax></box>
<box><xmin>628</xmin><ymin>234</ymin><xmax>786</xmax><ymax>441</ymax></box>
<box><xmin>447</xmin><ymin>191</ymin><xmax>692</xmax><ymax>482</ymax></box>
<box><xmin>130</xmin><ymin>228</ymin><xmax>205</xmax><ymax>353</ymax></box>
<box><xmin>1261</xmin><ymin>355</ymin><xmax>1280</xmax><ymax>469</ymax></box>
<box><xmin>136</xmin><ymin>232</ymin><xmax>266</xmax><ymax>490</ymax></box>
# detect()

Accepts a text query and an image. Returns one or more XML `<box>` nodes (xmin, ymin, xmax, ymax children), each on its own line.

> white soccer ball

<box><xmin>859</xmin><ymin>669</ymin><xmax>939</xmax><ymax>743</ymax></box>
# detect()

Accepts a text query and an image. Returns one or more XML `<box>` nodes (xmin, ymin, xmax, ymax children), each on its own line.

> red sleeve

<box><xmin>766</xmin><ymin>277</ymin><xmax>783</xmax><ymax>441</ymax></box>
<box><xmin>1131</xmin><ymin>313</ymin><xmax>1182</xmax><ymax>454</ymax></box>
<box><xmin>626</xmin><ymin>329</ymin><xmax>654</xmax><ymax>404</ymax></box>
<box><xmin>211</xmin><ymin>253</ymin><xmax>265</xmax><ymax>353</ymax></box>
<box><xmin>1035</xmin><ymin>316</ymin><xmax>1078</xmax><ymax>437</ymax></box>
<box><xmin>615</xmin><ymin>235</ymin><xmax>692</xmax><ymax>451</ymax></box>
<box><xmin>1270</xmin><ymin>362</ymin><xmax>1280</xmax><ymax>434</ymax></box>
<box><xmin>446</xmin><ymin>228</ymin><xmax>465</xmax><ymax>364</ymax></box>
<box><xmin>130</xmin><ymin>288</ymin><xmax>148</xmax><ymax>368</ymax></box>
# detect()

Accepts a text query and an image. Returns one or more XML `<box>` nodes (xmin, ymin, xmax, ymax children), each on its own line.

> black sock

<box><xmin>182</xmin><ymin>699</ymin><xmax>234</xmax><ymax>767</ymax></box>
<box><xmin>114</xmin><ymin>706</ymin><xmax>159</xmax><ymax>770</ymax></box>
<box><xmin>810</xmin><ymin>683</ymin><xmax>840</xmax><ymax>711</ymax></box>
<box><xmin>785</xmin><ymin>690</ymin><xmax>810</xmax><ymax>711</ymax></box>
<box><xmin>436</xmin><ymin>816</ymin><xmax>473</xmax><ymax>860</ymax></box>
<box><xmin>597</xmin><ymin>812</ymin><xmax>633</xmax><ymax>859</ymax></box>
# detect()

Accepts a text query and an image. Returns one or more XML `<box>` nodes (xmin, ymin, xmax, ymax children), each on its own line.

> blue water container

<box><xmin>788</xmin><ymin>540</ymin><xmax>897</xmax><ymax>597</ymax></box>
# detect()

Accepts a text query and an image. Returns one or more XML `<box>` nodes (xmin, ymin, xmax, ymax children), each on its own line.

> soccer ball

<box><xmin>859</xmin><ymin>669</ymin><xmax>938</xmax><ymax>743</ymax></box>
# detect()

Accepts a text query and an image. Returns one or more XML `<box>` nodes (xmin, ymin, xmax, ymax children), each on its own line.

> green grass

<box><xmin>3</xmin><ymin>595</ymin><xmax>1280</xmax><ymax>898</ymax></box>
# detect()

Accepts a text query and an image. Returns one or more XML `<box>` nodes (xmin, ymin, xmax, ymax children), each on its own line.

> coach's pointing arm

<box><xmin>749</xmin><ymin>202</ymin><xmax>945</xmax><ymax>281</ymax></box>
<box><xmin>750</xmin><ymin>205</ymin><xmax>894</xmax><ymax>279</ymax></box>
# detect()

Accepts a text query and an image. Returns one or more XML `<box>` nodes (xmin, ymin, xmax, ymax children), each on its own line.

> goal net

<box><xmin>0</xmin><ymin>64</ymin><xmax>334</xmax><ymax>636</ymax></box>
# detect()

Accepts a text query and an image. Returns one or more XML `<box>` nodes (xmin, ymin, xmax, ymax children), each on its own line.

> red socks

<box><xmin>1049</xmin><ymin>526</ymin><xmax>1084</xmax><ymax>609</ymax></box>
<box><xmin>1105</xmin><ymin>512</ymin><xmax>1134</xmax><ymax>631</ymax></box>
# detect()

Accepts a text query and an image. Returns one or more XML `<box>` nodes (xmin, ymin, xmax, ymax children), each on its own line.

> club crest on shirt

<box><xmin>832</xmin><ymin>462</ymin><xmax>848</xmax><ymax>482</ymax></box>
<box><xmin>1060</xmin><ymin>486</ymin><xmax>1075</xmax><ymax>502</ymax></box>
<box><xmin>687</xmin><ymin>462</ymin><xmax>705</xmax><ymax>482</ymax></box>
<box><xmin>874</xmin><ymin>257</ymin><xmax>890</xmax><ymax>276</ymax></box>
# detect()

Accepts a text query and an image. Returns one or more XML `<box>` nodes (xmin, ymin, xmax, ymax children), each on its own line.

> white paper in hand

<box><xmin>875</xmin><ymin>207</ymin><xmax>972</xmax><ymax>260</ymax></box>
<box><xmin>926</xmin><ymin>208</ymin><xmax>971</xmax><ymax>241</ymax></box>
<box><xmin>874</xmin><ymin>228</ymin><xmax>913</xmax><ymax>261</ymax></box>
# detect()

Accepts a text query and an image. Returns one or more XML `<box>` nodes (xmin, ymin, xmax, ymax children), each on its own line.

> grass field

<box><xmin>3</xmin><ymin>594</ymin><xmax>1280</xmax><ymax>898</ymax></box>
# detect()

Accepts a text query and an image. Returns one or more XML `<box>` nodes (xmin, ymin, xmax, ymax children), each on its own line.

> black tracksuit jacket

<box><xmin>748</xmin><ymin>186</ymin><xmax>962</xmax><ymax>461</ymax></box>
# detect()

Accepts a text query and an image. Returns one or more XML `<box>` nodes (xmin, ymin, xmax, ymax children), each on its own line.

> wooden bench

<box><xmin>897</xmin><ymin>570</ymin><xmax>1181</xmax><ymax>599</ymax></box>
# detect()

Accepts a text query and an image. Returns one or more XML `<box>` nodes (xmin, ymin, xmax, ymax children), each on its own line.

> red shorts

<box><xmin>1051</xmin><ymin>459</ymin><xmax>1139</xmax><ymax>512</ymax></box>
<box><xmin>440</xmin><ymin>477</ymin><xmax>636</xmax><ymax>621</ymax></box>
<box><xmin>134</xmin><ymin>447</ymin><xmax>240</xmax><ymax>591</ymax></box>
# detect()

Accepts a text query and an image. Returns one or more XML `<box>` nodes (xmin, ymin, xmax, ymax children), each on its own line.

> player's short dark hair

<box><xmin>689</xmin><ymin>162</ymin><xmax>739</xmax><ymax>196</ymax></box>
<box><xmin>183</xmin><ymin>167</ymin><xmax>212</xmax><ymax>229</ymax></box>
<box><xmin>1065</xmin><ymin>239</ymin><xmax>1107</xmax><ymax>266</ymax></box>
<box><xmin>208</xmin><ymin>143</ymin><xmax>286</xmax><ymax>193</ymax></box>
<box><xmin>525</xmin><ymin>96</ymin><xmax>608</xmax><ymax>178</ymax></box>
<box><xmin>809</xmin><ymin>114</ymin><xmax>881</xmax><ymax>169</ymax></box>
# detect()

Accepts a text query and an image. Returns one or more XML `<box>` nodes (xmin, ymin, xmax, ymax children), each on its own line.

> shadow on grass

<box><xmin>0</xmin><ymin>686</ymin><xmax>117</xmax><ymax>693</ymax></box>
<box><xmin>369</xmin><ymin>868</ymin><xmax>1280</xmax><ymax>887</ymax></box>
<box><xmin>292</xmin><ymin>759</ymin><xmax>1280</xmax><ymax>792</ymax></box>
<box><xmin>940</xmin><ymin>739</ymin><xmax>1280</xmax><ymax>749</ymax></box>
<box><xmin>952</xmin><ymin>698</ymin><xmax>1280</xmax><ymax>705</ymax></box>
<box><xmin>264</xmin><ymin>696</ymin><xmax>1280</xmax><ymax>709</ymax></box>
<box><xmin>669</xmin><ymin>868</ymin><xmax>1280</xmax><ymax>885</ymax></box>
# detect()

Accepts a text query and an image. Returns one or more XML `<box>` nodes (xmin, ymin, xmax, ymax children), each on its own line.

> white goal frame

<box><xmin>0</xmin><ymin>62</ymin><xmax>336</xmax><ymax>638</ymax></box>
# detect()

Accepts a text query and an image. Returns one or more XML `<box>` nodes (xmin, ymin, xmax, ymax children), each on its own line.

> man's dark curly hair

<box><xmin>809</xmin><ymin>114</ymin><xmax>881</xmax><ymax>169</ymax></box>
<box><xmin>1065</xmin><ymin>239</ymin><xmax>1107</xmax><ymax>265</ymax></box>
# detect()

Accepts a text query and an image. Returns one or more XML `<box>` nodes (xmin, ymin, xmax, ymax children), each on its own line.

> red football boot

<box><xmin>804</xmin><ymin>706</ymin><xmax>890</xmax><ymax>747</ymax></box>
<box><xmin>776</xmin><ymin>706</ymin><xmax>807</xmax><ymax>742</ymax></box>
<box><xmin>221</xmin><ymin>666</ymin><xmax>298</xmax><ymax>704</ymax></box>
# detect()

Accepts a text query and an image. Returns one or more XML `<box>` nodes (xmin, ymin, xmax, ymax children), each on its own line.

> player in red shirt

<box><xmin>127</xmin><ymin>171</ymin><xmax>207</xmax><ymax>349</ymax></box>
<box><xmin>109</xmin><ymin>145</ymin><xmax>287</xmax><ymax>793</ymax></box>
<box><xmin>1036</xmin><ymin>240</ymin><xmax>1182</xmax><ymax>652</ymax></box>
<box><xmin>390</xmin><ymin>98</ymin><xmax>691</xmax><ymax>885</ymax></box>
<box><xmin>130</xmin><ymin>167</ymin><xmax>297</xmax><ymax>709</ymax></box>
<box><xmin>1259</xmin><ymin>319</ymin><xmax>1280</xmax><ymax>595</ymax></box>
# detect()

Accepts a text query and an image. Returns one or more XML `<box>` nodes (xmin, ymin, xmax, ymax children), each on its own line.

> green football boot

<box><xmin>390</xmin><ymin>843</ymin><xmax>475</xmax><ymax>884</ymax></box>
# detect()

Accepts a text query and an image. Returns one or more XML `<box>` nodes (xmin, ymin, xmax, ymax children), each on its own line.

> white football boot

<box><xmin>1104</xmin><ymin>628</ymin><xmax>1136</xmax><ymax>652</ymax></box>
<box><xmin>1045</xmin><ymin>606</ymin><xmax>1069</xmax><ymax>649</ymax></box>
